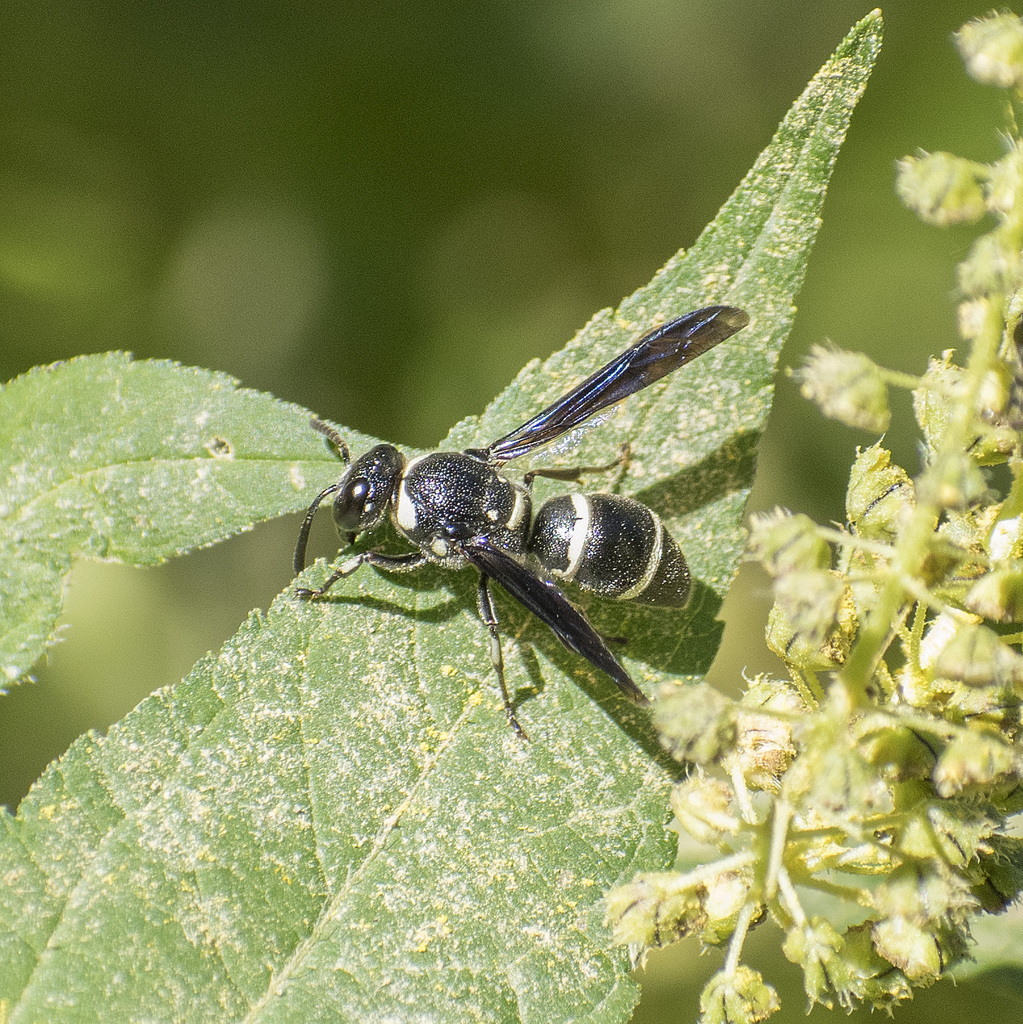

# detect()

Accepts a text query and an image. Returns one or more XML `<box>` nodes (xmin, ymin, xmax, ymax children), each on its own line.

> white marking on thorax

<box><xmin>394</xmin><ymin>454</ymin><xmax>428</xmax><ymax>533</ymax></box>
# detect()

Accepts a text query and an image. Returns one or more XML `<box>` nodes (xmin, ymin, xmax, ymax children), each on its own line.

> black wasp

<box><xmin>294</xmin><ymin>305</ymin><xmax>750</xmax><ymax>738</ymax></box>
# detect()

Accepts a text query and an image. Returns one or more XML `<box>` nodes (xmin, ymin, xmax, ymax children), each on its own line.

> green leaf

<box><xmin>0</xmin><ymin>354</ymin><xmax>381</xmax><ymax>686</ymax></box>
<box><xmin>0</xmin><ymin>13</ymin><xmax>881</xmax><ymax>1023</ymax></box>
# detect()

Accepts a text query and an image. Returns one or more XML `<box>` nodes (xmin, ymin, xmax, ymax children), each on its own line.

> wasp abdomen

<box><xmin>529</xmin><ymin>493</ymin><xmax>691</xmax><ymax>607</ymax></box>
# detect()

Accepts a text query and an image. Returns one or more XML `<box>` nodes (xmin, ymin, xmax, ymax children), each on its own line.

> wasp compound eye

<box><xmin>333</xmin><ymin>477</ymin><xmax>372</xmax><ymax>532</ymax></box>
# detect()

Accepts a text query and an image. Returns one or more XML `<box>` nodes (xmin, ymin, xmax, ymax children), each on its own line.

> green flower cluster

<box><xmin>607</xmin><ymin>13</ymin><xmax>1023</xmax><ymax>1022</ymax></box>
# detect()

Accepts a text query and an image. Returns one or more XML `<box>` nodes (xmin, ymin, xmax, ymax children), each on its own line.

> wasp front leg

<box><xmin>295</xmin><ymin>550</ymin><xmax>427</xmax><ymax>600</ymax></box>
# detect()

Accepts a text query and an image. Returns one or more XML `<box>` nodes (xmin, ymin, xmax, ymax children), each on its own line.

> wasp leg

<box><xmin>522</xmin><ymin>442</ymin><xmax>631</xmax><ymax>488</ymax></box>
<box><xmin>476</xmin><ymin>574</ymin><xmax>529</xmax><ymax>740</ymax></box>
<box><xmin>295</xmin><ymin>550</ymin><xmax>426</xmax><ymax>600</ymax></box>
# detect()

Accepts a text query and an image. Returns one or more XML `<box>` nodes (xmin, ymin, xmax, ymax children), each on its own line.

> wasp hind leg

<box><xmin>521</xmin><ymin>442</ymin><xmax>631</xmax><ymax>489</ymax></box>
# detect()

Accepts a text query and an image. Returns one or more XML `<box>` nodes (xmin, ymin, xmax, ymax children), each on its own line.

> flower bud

<box><xmin>670</xmin><ymin>775</ymin><xmax>739</xmax><ymax>844</ymax></box>
<box><xmin>841</xmin><ymin>922</ymin><xmax>913</xmax><ymax>1008</ymax></box>
<box><xmin>914</xmin><ymin>352</ymin><xmax>1018</xmax><ymax>464</ymax></box>
<box><xmin>955</xmin><ymin>12</ymin><xmax>1023</xmax><ymax>90</ymax></box>
<box><xmin>986</xmin><ymin>148</ymin><xmax>1023</xmax><ymax>215</ymax></box>
<box><xmin>857</xmin><ymin>723</ymin><xmax>936</xmax><ymax>782</ymax></box>
<box><xmin>846</xmin><ymin>444</ymin><xmax>914</xmax><ymax>541</ymax></box>
<box><xmin>913</xmin><ymin>353</ymin><xmax>960</xmax><ymax>449</ymax></box>
<box><xmin>771</xmin><ymin>569</ymin><xmax>845</xmax><ymax>641</ymax></box>
<box><xmin>958</xmin><ymin>233</ymin><xmax>1021</xmax><ymax>298</ymax></box>
<box><xmin>899</xmin><ymin>802</ymin><xmax>992</xmax><ymax>865</ymax></box>
<box><xmin>766</xmin><ymin>571</ymin><xmax>856</xmax><ymax>671</ymax></box>
<box><xmin>871</xmin><ymin>917</ymin><xmax>943</xmax><ymax>982</ymax></box>
<box><xmin>957</xmin><ymin>297</ymin><xmax>989</xmax><ymax>339</ymax></box>
<box><xmin>945</xmin><ymin>676</ymin><xmax>1019</xmax><ymax>725</ymax></box>
<box><xmin>895</xmin><ymin>151</ymin><xmax>990</xmax><ymax>226</ymax></box>
<box><xmin>699</xmin><ymin>965</ymin><xmax>780</xmax><ymax>1024</ymax></box>
<box><xmin>871</xmin><ymin>863</ymin><xmax>976</xmax><ymax>925</ymax></box>
<box><xmin>604</xmin><ymin>873</ymin><xmax>704</xmax><ymax>953</ymax></box>
<box><xmin>782</xmin><ymin>918</ymin><xmax>851</xmax><ymax>1010</ymax></box>
<box><xmin>747</xmin><ymin>508</ymin><xmax>831</xmax><ymax>576</ymax></box>
<box><xmin>973</xmin><ymin>834</ymin><xmax>1023</xmax><ymax>911</ymax></box>
<box><xmin>700</xmin><ymin>872</ymin><xmax>758</xmax><ymax>946</ymax></box>
<box><xmin>653</xmin><ymin>683</ymin><xmax>735</xmax><ymax>765</ymax></box>
<box><xmin>730</xmin><ymin>704</ymin><xmax>797</xmax><ymax>792</ymax></box>
<box><xmin>796</xmin><ymin>345</ymin><xmax>891</xmax><ymax>431</ymax></box>
<box><xmin>964</xmin><ymin>565</ymin><xmax>1023</xmax><ymax>621</ymax></box>
<box><xmin>784</xmin><ymin>734</ymin><xmax>890</xmax><ymax>823</ymax></box>
<box><xmin>933</xmin><ymin>729</ymin><xmax>1016</xmax><ymax>795</ymax></box>
<box><xmin>918</xmin><ymin>450</ymin><xmax>990</xmax><ymax>509</ymax></box>
<box><xmin>934</xmin><ymin>621</ymin><xmax>1023</xmax><ymax>687</ymax></box>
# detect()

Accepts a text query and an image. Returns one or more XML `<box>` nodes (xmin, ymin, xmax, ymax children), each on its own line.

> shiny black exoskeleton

<box><xmin>294</xmin><ymin>305</ymin><xmax>750</xmax><ymax>737</ymax></box>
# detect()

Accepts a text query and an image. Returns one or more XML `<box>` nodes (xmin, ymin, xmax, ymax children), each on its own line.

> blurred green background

<box><xmin>2</xmin><ymin>1</ymin><xmax>1021</xmax><ymax>1019</ymax></box>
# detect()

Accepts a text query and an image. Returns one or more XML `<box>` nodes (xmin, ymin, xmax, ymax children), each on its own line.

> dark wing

<box><xmin>460</xmin><ymin>536</ymin><xmax>650</xmax><ymax>706</ymax></box>
<box><xmin>484</xmin><ymin>305</ymin><xmax>749</xmax><ymax>463</ymax></box>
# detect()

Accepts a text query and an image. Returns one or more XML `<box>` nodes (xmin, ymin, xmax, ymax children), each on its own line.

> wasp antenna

<box><xmin>310</xmin><ymin>417</ymin><xmax>351</xmax><ymax>466</ymax></box>
<box><xmin>293</xmin><ymin>482</ymin><xmax>343</xmax><ymax>575</ymax></box>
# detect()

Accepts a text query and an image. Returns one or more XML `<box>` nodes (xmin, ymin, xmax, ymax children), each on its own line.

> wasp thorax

<box><xmin>332</xmin><ymin>444</ymin><xmax>405</xmax><ymax>534</ymax></box>
<box><xmin>394</xmin><ymin>452</ymin><xmax>531</xmax><ymax>557</ymax></box>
